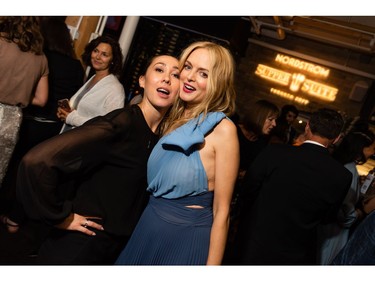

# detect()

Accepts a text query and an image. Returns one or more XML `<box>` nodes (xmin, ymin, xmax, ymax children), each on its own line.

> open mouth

<box><xmin>157</xmin><ymin>88</ymin><xmax>170</xmax><ymax>95</ymax></box>
<box><xmin>183</xmin><ymin>83</ymin><xmax>196</xmax><ymax>93</ymax></box>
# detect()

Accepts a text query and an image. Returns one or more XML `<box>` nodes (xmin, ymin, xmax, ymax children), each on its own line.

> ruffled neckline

<box><xmin>161</xmin><ymin>112</ymin><xmax>226</xmax><ymax>152</ymax></box>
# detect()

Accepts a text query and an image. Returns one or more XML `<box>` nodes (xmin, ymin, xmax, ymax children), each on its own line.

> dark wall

<box><xmin>112</xmin><ymin>16</ymin><xmax>374</xmax><ymax>121</ymax></box>
<box><xmin>118</xmin><ymin>16</ymin><xmax>244</xmax><ymax>102</ymax></box>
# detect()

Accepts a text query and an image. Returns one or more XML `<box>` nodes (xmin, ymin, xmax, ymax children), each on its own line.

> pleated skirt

<box><xmin>115</xmin><ymin>192</ymin><xmax>213</xmax><ymax>265</ymax></box>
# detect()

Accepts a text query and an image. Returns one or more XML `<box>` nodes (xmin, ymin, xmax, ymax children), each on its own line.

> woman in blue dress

<box><xmin>115</xmin><ymin>41</ymin><xmax>239</xmax><ymax>265</ymax></box>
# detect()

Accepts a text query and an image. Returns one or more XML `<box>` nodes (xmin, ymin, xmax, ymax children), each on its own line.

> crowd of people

<box><xmin>1</xmin><ymin>16</ymin><xmax>375</xmax><ymax>266</ymax></box>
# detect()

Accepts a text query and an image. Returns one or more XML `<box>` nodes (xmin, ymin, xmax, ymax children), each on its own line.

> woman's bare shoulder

<box><xmin>214</xmin><ymin>117</ymin><xmax>237</xmax><ymax>136</ymax></box>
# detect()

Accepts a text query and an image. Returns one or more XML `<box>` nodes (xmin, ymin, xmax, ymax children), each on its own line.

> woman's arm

<box><xmin>65</xmin><ymin>84</ymin><xmax>125</xmax><ymax>127</ymax></box>
<box><xmin>16</xmin><ymin>114</ymin><xmax>119</xmax><ymax>225</ymax></box>
<box><xmin>31</xmin><ymin>75</ymin><xmax>49</xmax><ymax>107</ymax></box>
<box><xmin>206</xmin><ymin>119</ymin><xmax>239</xmax><ymax>265</ymax></box>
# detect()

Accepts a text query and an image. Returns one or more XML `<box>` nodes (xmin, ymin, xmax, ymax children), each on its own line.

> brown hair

<box><xmin>0</xmin><ymin>16</ymin><xmax>44</xmax><ymax>55</ymax></box>
<box><xmin>39</xmin><ymin>16</ymin><xmax>76</xmax><ymax>58</ymax></box>
<box><xmin>242</xmin><ymin>99</ymin><xmax>279</xmax><ymax>136</ymax></box>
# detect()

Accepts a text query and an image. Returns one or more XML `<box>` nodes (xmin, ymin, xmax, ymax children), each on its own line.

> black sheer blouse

<box><xmin>17</xmin><ymin>105</ymin><xmax>158</xmax><ymax>236</ymax></box>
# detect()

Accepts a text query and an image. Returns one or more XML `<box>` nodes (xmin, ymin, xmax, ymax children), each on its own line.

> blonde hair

<box><xmin>162</xmin><ymin>41</ymin><xmax>236</xmax><ymax>134</ymax></box>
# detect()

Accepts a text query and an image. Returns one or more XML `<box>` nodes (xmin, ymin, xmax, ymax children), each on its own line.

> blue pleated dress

<box><xmin>115</xmin><ymin>112</ymin><xmax>227</xmax><ymax>265</ymax></box>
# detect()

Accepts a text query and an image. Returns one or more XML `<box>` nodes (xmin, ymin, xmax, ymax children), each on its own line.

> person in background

<box><xmin>115</xmin><ymin>41</ymin><xmax>239</xmax><ymax>265</ymax></box>
<box><xmin>24</xmin><ymin>16</ymin><xmax>85</xmax><ymax>143</ymax></box>
<box><xmin>0</xmin><ymin>17</ymin><xmax>85</xmax><ymax>234</ymax></box>
<box><xmin>0</xmin><ymin>16</ymin><xmax>48</xmax><ymax>190</ymax></box>
<box><xmin>317</xmin><ymin>129</ymin><xmax>375</xmax><ymax>264</ymax></box>
<box><xmin>283</xmin><ymin>104</ymin><xmax>299</xmax><ymax>144</ymax></box>
<box><xmin>360</xmin><ymin>178</ymin><xmax>375</xmax><ymax>215</ymax></box>
<box><xmin>0</xmin><ymin>16</ymin><xmax>49</xmax><ymax>245</ymax></box>
<box><xmin>336</xmin><ymin>172</ymin><xmax>375</xmax><ymax>263</ymax></box>
<box><xmin>332</xmin><ymin>208</ymin><xmax>375</xmax><ymax>265</ymax></box>
<box><xmin>128</xmin><ymin>89</ymin><xmax>143</xmax><ymax>105</ymax></box>
<box><xmin>270</xmin><ymin>104</ymin><xmax>299</xmax><ymax>144</ymax></box>
<box><xmin>292</xmin><ymin>130</ymin><xmax>307</xmax><ymax>146</ymax></box>
<box><xmin>235</xmin><ymin>99</ymin><xmax>279</xmax><ymax>181</ymax></box>
<box><xmin>16</xmin><ymin>54</ymin><xmax>180</xmax><ymax>264</ymax></box>
<box><xmin>236</xmin><ymin>108</ymin><xmax>352</xmax><ymax>265</ymax></box>
<box><xmin>223</xmin><ymin>99</ymin><xmax>278</xmax><ymax>264</ymax></box>
<box><xmin>58</xmin><ymin>35</ymin><xmax>125</xmax><ymax>133</ymax></box>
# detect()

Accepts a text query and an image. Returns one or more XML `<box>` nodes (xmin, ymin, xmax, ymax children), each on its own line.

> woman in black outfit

<box><xmin>16</xmin><ymin>54</ymin><xmax>180</xmax><ymax>264</ymax></box>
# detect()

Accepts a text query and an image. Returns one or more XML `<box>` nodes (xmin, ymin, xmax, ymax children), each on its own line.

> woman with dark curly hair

<box><xmin>58</xmin><ymin>35</ymin><xmax>125</xmax><ymax>133</ymax></box>
<box><xmin>0</xmin><ymin>16</ymin><xmax>48</xmax><ymax>188</ymax></box>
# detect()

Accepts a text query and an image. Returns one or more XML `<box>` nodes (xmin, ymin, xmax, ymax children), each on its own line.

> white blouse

<box><xmin>61</xmin><ymin>74</ymin><xmax>125</xmax><ymax>132</ymax></box>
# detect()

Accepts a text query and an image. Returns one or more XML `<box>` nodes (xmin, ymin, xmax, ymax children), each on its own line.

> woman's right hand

<box><xmin>55</xmin><ymin>213</ymin><xmax>104</xmax><ymax>236</ymax></box>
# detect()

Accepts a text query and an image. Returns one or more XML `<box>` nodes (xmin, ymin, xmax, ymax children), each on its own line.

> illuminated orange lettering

<box><xmin>275</xmin><ymin>54</ymin><xmax>330</xmax><ymax>78</ymax></box>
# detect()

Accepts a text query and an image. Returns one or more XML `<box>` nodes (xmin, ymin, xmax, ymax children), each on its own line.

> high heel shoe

<box><xmin>0</xmin><ymin>215</ymin><xmax>19</xmax><ymax>233</ymax></box>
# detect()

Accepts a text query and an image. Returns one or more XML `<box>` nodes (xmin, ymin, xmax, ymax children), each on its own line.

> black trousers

<box><xmin>36</xmin><ymin>228</ymin><xmax>129</xmax><ymax>265</ymax></box>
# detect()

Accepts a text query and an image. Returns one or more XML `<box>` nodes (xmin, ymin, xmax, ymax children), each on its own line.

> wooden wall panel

<box><xmin>65</xmin><ymin>16</ymin><xmax>100</xmax><ymax>65</ymax></box>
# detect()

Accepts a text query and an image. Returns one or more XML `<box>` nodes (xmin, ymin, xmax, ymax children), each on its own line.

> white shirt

<box><xmin>303</xmin><ymin>140</ymin><xmax>326</xmax><ymax>148</ymax></box>
<box><xmin>61</xmin><ymin>74</ymin><xmax>125</xmax><ymax>132</ymax></box>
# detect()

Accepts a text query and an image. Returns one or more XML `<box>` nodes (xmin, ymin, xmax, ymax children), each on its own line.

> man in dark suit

<box><xmin>236</xmin><ymin>108</ymin><xmax>352</xmax><ymax>265</ymax></box>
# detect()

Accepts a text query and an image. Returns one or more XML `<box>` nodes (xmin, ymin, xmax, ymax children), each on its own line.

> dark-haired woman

<box><xmin>58</xmin><ymin>35</ymin><xmax>125</xmax><ymax>132</ymax></box>
<box><xmin>16</xmin><ymin>54</ymin><xmax>180</xmax><ymax>264</ymax></box>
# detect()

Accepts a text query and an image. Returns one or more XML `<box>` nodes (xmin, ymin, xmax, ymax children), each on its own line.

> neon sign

<box><xmin>270</xmin><ymin>88</ymin><xmax>309</xmax><ymax>105</ymax></box>
<box><xmin>301</xmin><ymin>79</ymin><xmax>337</xmax><ymax>101</ymax></box>
<box><xmin>255</xmin><ymin>54</ymin><xmax>338</xmax><ymax>102</ymax></box>
<box><xmin>275</xmin><ymin>54</ymin><xmax>330</xmax><ymax>78</ymax></box>
<box><xmin>255</xmin><ymin>64</ymin><xmax>290</xmax><ymax>85</ymax></box>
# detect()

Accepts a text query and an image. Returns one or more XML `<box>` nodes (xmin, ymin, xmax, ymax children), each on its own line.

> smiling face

<box><xmin>139</xmin><ymin>55</ymin><xmax>180</xmax><ymax>110</ymax></box>
<box><xmin>90</xmin><ymin>42</ymin><xmax>113</xmax><ymax>73</ymax></box>
<box><xmin>179</xmin><ymin>48</ymin><xmax>210</xmax><ymax>106</ymax></box>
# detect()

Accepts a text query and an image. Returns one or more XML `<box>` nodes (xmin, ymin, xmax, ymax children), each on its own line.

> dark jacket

<box><xmin>237</xmin><ymin>142</ymin><xmax>352</xmax><ymax>265</ymax></box>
